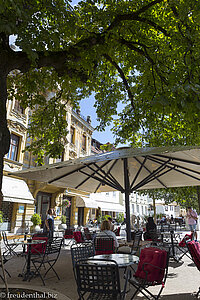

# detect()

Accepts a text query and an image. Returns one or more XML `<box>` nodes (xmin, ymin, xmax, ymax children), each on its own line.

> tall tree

<box><xmin>1</xmin><ymin>0</ymin><xmax>200</xmax><ymax>203</ymax></box>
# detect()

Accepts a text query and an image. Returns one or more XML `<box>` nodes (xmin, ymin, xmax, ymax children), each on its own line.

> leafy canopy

<box><xmin>2</xmin><ymin>0</ymin><xmax>200</xmax><ymax>161</ymax></box>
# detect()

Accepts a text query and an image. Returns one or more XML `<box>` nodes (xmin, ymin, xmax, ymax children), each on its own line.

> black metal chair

<box><xmin>0</xmin><ymin>250</ymin><xmax>12</xmax><ymax>282</ymax></box>
<box><xmin>2</xmin><ymin>232</ymin><xmax>20</xmax><ymax>256</ymax></box>
<box><xmin>94</xmin><ymin>236</ymin><xmax>115</xmax><ymax>255</ymax></box>
<box><xmin>118</xmin><ymin>230</ymin><xmax>142</xmax><ymax>255</ymax></box>
<box><xmin>71</xmin><ymin>242</ymin><xmax>95</xmax><ymax>279</ymax></box>
<box><xmin>129</xmin><ymin>246</ymin><xmax>169</xmax><ymax>300</ymax></box>
<box><xmin>30</xmin><ymin>237</ymin><xmax>63</xmax><ymax>285</ymax></box>
<box><xmin>75</xmin><ymin>258</ymin><xmax>130</xmax><ymax>300</ymax></box>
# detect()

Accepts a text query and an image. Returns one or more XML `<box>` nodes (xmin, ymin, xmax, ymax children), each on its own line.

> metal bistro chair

<box><xmin>2</xmin><ymin>232</ymin><xmax>20</xmax><ymax>256</ymax></box>
<box><xmin>118</xmin><ymin>230</ymin><xmax>143</xmax><ymax>255</ymax></box>
<box><xmin>186</xmin><ymin>240</ymin><xmax>200</xmax><ymax>297</ymax></box>
<box><xmin>30</xmin><ymin>237</ymin><xmax>63</xmax><ymax>285</ymax></box>
<box><xmin>94</xmin><ymin>236</ymin><xmax>115</xmax><ymax>255</ymax></box>
<box><xmin>129</xmin><ymin>246</ymin><xmax>169</xmax><ymax>300</ymax></box>
<box><xmin>71</xmin><ymin>242</ymin><xmax>95</xmax><ymax>279</ymax></box>
<box><xmin>64</xmin><ymin>228</ymin><xmax>75</xmax><ymax>247</ymax></box>
<box><xmin>75</xmin><ymin>258</ymin><xmax>130</xmax><ymax>300</ymax></box>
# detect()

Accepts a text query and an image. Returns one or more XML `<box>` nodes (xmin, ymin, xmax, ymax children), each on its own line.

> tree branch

<box><xmin>103</xmin><ymin>53</ymin><xmax>135</xmax><ymax>109</ymax></box>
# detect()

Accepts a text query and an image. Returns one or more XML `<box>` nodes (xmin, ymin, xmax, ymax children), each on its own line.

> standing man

<box><xmin>186</xmin><ymin>206</ymin><xmax>198</xmax><ymax>240</ymax></box>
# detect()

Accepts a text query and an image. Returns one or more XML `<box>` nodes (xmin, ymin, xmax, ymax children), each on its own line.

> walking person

<box><xmin>45</xmin><ymin>208</ymin><xmax>56</xmax><ymax>238</ymax></box>
<box><xmin>186</xmin><ymin>206</ymin><xmax>198</xmax><ymax>240</ymax></box>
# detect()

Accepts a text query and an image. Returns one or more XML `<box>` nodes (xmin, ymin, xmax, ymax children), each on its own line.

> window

<box><xmin>142</xmin><ymin>206</ymin><xmax>144</xmax><ymax>215</ymax></box>
<box><xmin>137</xmin><ymin>205</ymin><xmax>140</xmax><ymax>213</ymax></box>
<box><xmin>132</xmin><ymin>204</ymin><xmax>135</xmax><ymax>213</ymax></box>
<box><xmin>7</xmin><ymin>133</ymin><xmax>20</xmax><ymax>161</ymax></box>
<box><xmin>14</xmin><ymin>100</ymin><xmax>24</xmax><ymax>114</ymax></box>
<box><xmin>70</xmin><ymin>126</ymin><xmax>75</xmax><ymax>144</ymax></box>
<box><xmin>113</xmin><ymin>191</ymin><xmax>116</xmax><ymax>197</ymax></box>
<box><xmin>82</xmin><ymin>135</ymin><xmax>86</xmax><ymax>151</ymax></box>
<box><xmin>165</xmin><ymin>206</ymin><xmax>168</xmax><ymax>211</ymax></box>
<box><xmin>170</xmin><ymin>206</ymin><xmax>173</xmax><ymax>211</ymax></box>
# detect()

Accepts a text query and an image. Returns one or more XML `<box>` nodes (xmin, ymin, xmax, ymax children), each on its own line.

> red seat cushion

<box><xmin>73</xmin><ymin>231</ymin><xmax>84</xmax><ymax>243</ymax></box>
<box><xmin>134</xmin><ymin>247</ymin><xmax>167</xmax><ymax>283</ymax></box>
<box><xmin>27</xmin><ymin>237</ymin><xmax>48</xmax><ymax>254</ymax></box>
<box><xmin>187</xmin><ymin>240</ymin><xmax>200</xmax><ymax>271</ymax></box>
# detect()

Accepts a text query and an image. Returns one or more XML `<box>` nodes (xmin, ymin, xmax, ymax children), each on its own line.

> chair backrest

<box><xmin>73</xmin><ymin>231</ymin><xmax>84</xmax><ymax>243</ymax></box>
<box><xmin>134</xmin><ymin>247</ymin><xmax>169</xmax><ymax>284</ymax></box>
<box><xmin>94</xmin><ymin>236</ymin><xmax>115</xmax><ymax>255</ymax></box>
<box><xmin>64</xmin><ymin>229</ymin><xmax>74</xmax><ymax>239</ymax></box>
<box><xmin>45</xmin><ymin>237</ymin><xmax>63</xmax><ymax>256</ymax></box>
<box><xmin>186</xmin><ymin>240</ymin><xmax>200</xmax><ymax>271</ymax></box>
<box><xmin>71</xmin><ymin>242</ymin><xmax>95</xmax><ymax>273</ymax></box>
<box><xmin>2</xmin><ymin>232</ymin><xmax>8</xmax><ymax>246</ymax></box>
<box><xmin>29</xmin><ymin>237</ymin><xmax>48</xmax><ymax>254</ymax></box>
<box><xmin>131</xmin><ymin>231</ymin><xmax>143</xmax><ymax>251</ymax></box>
<box><xmin>75</xmin><ymin>259</ymin><xmax>121</xmax><ymax>298</ymax></box>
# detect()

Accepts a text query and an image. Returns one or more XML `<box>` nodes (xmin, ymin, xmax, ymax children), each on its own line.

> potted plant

<box><xmin>58</xmin><ymin>215</ymin><xmax>67</xmax><ymax>230</ymax></box>
<box><xmin>30</xmin><ymin>213</ymin><xmax>42</xmax><ymax>232</ymax></box>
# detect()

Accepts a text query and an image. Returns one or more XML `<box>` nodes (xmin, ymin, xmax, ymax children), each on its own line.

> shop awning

<box><xmin>2</xmin><ymin>176</ymin><xmax>35</xmax><ymax>204</ymax></box>
<box><xmin>98</xmin><ymin>202</ymin><xmax>125</xmax><ymax>213</ymax></box>
<box><xmin>76</xmin><ymin>196</ymin><xmax>98</xmax><ymax>208</ymax></box>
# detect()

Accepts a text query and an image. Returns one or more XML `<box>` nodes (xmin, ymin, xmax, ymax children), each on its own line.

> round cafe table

<box><xmin>16</xmin><ymin>239</ymin><xmax>46</xmax><ymax>281</ymax></box>
<box><xmin>88</xmin><ymin>253</ymin><xmax>139</xmax><ymax>268</ymax></box>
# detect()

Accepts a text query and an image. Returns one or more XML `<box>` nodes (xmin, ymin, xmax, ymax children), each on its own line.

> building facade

<box><xmin>3</xmin><ymin>99</ymin><xmax>94</xmax><ymax>232</ymax></box>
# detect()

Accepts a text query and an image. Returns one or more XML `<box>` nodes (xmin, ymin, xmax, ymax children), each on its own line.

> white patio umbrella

<box><xmin>12</xmin><ymin>145</ymin><xmax>200</xmax><ymax>241</ymax></box>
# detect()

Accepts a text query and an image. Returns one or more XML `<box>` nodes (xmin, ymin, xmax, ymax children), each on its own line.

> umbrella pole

<box><xmin>124</xmin><ymin>158</ymin><xmax>131</xmax><ymax>242</ymax></box>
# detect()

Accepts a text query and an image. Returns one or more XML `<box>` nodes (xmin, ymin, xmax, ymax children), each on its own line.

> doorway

<box><xmin>78</xmin><ymin>207</ymin><xmax>84</xmax><ymax>226</ymax></box>
<box><xmin>36</xmin><ymin>192</ymin><xmax>52</xmax><ymax>227</ymax></box>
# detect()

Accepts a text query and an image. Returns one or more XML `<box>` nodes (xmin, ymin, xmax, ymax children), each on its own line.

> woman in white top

<box><xmin>97</xmin><ymin>220</ymin><xmax>119</xmax><ymax>248</ymax></box>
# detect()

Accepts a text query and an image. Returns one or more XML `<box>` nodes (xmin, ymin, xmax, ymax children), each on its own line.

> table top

<box><xmin>88</xmin><ymin>253</ymin><xmax>139</xmax><ymax>267</ymax></box>
<box><xmin>15</xmin><ymin>239</ymin><xmax>46</xmax><ymax>245</ymax></box>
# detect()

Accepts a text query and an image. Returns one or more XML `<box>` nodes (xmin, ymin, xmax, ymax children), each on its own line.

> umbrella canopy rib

<box><xmin>82</xmin><ymin>163</ymin><xmax>123</xmax><ymax>191</ymax></box>
<box><xmin>133</xmin><ymin>157</ymin><xmax>167</xmax><ymax>189</ymax></box>
<box><xmin>155</xmin><ymin>154</ymin><xmax>200</xmax><ymax>165</ymax></box>
<box><xmin>75</xmin><ymin>160</ymin><xmax>111</xmax><ymax>189</ymax></box>
<box><xmin>48</xmin><ymin>163</ymin><xmax>93</xmax><ymax>184</ymax></box>
<box><xmin>147</xmin><ymin>158</ymin><xmax>200</xmax><ymax>181</ymax></box>
<box><xmin>132</xmin><ymin>159</ymin><xmax>171</xmax><ymax>190</ymax></box>
<box><xmin>93</xmin><ymin>162</ymin><xmax>124</xmax><ymax>192</ymax></box>
<box><xmin>94</xmin><ymin>159</ymin><xmax>122</xmax><ymax>193</ymax></box>
<box><xmin>149</xmin><ymin>155</ymin><xmax>200</xmax><ymax>176</ymax></box>
<box><xmin>133</xmin><ymin>167</ymin><xmax>174</xmax><ymax>191</ymax></box>
<box><xmin>78</xmin><ymin>169</ymin><xmax>123</xmax><ymax>192</ymax></box>
<box><xmin>130</xmin><ymin>157</ymin><xmax>147</xmax><ymax>189</ymax></box>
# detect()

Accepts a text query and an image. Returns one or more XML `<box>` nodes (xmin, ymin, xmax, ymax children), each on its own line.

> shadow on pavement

<box><xmin>135</xmin><ymin>293</ymin><xmax>197</xmax><ymax>299</ymax></box>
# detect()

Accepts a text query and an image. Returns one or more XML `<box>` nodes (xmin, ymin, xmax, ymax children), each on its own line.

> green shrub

<box><xmin>116</xmin><ymin>213</ymin><xmax>124</xmax><ymax>223</ymax></box>
<box><xmin>102</xmin><ymin>214</ymin><xmax>112</xmax><ymax>221</ymax></box>
<box><xmin>31</xmin><ymin>213</ymin><xmax>41</xmax><ymax>226</ymax></box>
<box><xmin>0</xmin><ymin>211</ymin><xmax>3</xmax><ymax>224</ymax></box>
<box><xmin>60</xmin><ymin>215</ymin><xmax>66</xmax><ymax>224</ymax></box>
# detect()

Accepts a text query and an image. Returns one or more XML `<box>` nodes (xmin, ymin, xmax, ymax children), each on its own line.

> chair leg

<box><xmin>196</xmin><ymin>287</ymin><xmax>200</xmax><ymax>298</ymax></box>
<box><xmin>44</xmin><ymin>261</ymin><xmax>60</xmax><ymax>280</ymax></box>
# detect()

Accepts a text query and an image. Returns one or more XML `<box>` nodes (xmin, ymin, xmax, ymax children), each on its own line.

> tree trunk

<box><xmin>0</xmin><ymin>73</ymin><xmax>10</xmax><ymax>203</ymax></box>
<box><xmin>196</xmin><ymin>186</ymin><xmax>200</xmax><ymax>214</ymax></box>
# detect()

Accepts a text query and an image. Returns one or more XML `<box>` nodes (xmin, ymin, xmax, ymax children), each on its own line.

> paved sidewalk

<box><xmin>1</xmin><ymin>231</ymin><xmax>199</xmax><ymax>299</ymax></box>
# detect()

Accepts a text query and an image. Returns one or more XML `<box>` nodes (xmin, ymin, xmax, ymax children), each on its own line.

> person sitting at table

<box><xmin>97</xmin><ymin>220</ymin><xmax>119</xmax><ymax>248</ymax></box>
<box><xmin>144</xmin><ymin>216</ymin><xmax>157</xmax><ymax>240</ymax></box>
<box><xmin>108</xmin><ymin>217</ymin><xmax>114</xmax><ymax>231</ymax></box>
